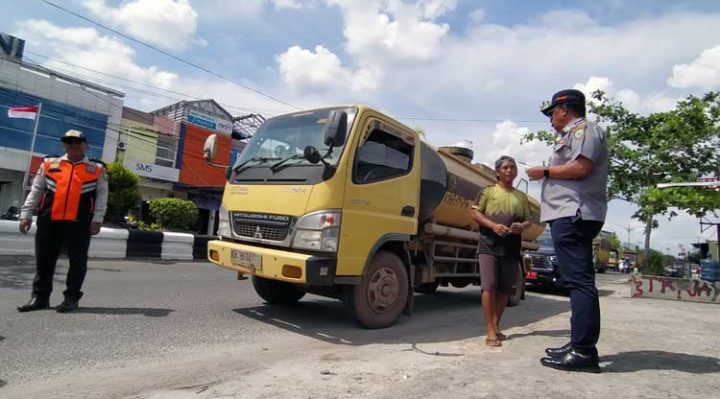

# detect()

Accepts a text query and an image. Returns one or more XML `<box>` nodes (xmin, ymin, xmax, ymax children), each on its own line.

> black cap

<box><xmin>541</xmin><ymin>89</ymin><xmax>585</xmax><ymax>116</ymax></box>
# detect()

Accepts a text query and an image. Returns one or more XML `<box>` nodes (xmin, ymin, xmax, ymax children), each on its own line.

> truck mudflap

<box><xmin>207</xmin><ymin>240</ymin><xmax>337</xmax><ymax>286</ymax></box>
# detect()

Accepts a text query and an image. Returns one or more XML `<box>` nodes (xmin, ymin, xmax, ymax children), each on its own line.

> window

<box><xmin>155</xmin><ymin>134</ymin><xmax>177</xmax><ymax>168</ymax></box>
<box><xmin>353</xmin><ymin>129</ymin><xmax>413</xmax><ymax>184</ymax></box>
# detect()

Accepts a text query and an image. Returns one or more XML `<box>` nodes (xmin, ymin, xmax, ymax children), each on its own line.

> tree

<box><xmin>105</xmin><ymin>161</ymin><xmax>141</xmax><ymax>224</ymax></box>
<box><xmin>609</xmin><ymin>232</ymin><xmax>622</xmax><ymax>252</ymax></box>
<box><xmin>524</xmin><ymin>91</ymin><xmax>720</xmax><ymax>256</ymax></box>
<box><xmin>149</xmin><ymin>198</ymin><xmax>199</xmax><ymax>231</ymax></box>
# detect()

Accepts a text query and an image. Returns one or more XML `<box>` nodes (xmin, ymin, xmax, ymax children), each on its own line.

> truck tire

<box><xmin>252</xmin><ymin>276</ymin><xmax>305</xmax><ymax>304</ymax></box>
<box><xmin>507</xmin><ymin>262</ymin><xmax>525</xmax><ymax>307</ymax></box>
<box><xmin>415</xmin><ymin>282</ymin><xmax>439</xmax><ymax>294</ymax></box>
<box><xmin>350</xmin><ymin>251</ymin><xmax>409</xmax><ymax>329</ymax></box>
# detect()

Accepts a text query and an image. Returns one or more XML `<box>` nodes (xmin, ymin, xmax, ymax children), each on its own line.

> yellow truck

<box><xmin>203</xmin><ymin>105</ymin><xmax>544</xmax><ymax>328</ymax></box>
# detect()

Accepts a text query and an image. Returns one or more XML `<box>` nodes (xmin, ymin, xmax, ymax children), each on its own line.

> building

<box><xmin>0</xmin><ymin>33</ymin><xmax>123</xmax><ymax>214</ymax></box>
<box><xmin>116</xmin><ymin>107</ymin><xmax>182</xmax><ymax>222</ymax></box>
<box><xmin>151</xmin><ymin>100</ymin><xmax>244</xmax><ymax>234</ymax></box>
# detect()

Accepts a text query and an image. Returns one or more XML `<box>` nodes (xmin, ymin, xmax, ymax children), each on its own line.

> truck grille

<box><xmin>231</xmin><ymin>212</ymin><xmax>293</xmax><ymax>242</ymax></box>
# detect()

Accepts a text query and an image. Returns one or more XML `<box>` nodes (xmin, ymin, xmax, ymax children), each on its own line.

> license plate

<box><xmin>231</xmin><ymin>249</ymin><xmax>262</xmax><ymax>270</ymax></box>
<box><xmin>526</xmin><ymin>271</ymin><xmax>538</xmax><ymax>280</ymax></box>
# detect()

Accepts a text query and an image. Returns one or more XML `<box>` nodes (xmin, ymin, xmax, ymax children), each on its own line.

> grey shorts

<box><xmin>478</xmin><ymin>254</ymin><xmax>519</xmax><ymax>295</ymax></box>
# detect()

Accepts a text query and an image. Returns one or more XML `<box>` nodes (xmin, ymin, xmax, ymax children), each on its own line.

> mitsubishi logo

<box><xmin>253</xmin><ymin>226</ymin><xmax>263</xmax><ymax>239</ymax></box>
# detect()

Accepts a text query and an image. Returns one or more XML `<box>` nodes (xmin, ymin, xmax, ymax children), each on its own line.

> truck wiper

<box><xmin>270</xmin><ymin>154</ymin><xmax>306</xmax><ymax>172</ymax></box>
<box><xmin>233</xmin><ymin>156</ymin><xmax>280</xmax><ymax>173</ymax></box>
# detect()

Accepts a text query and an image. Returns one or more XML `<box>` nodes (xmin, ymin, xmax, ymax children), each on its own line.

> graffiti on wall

<box><xmin>632</xmin><ymin>275</ymin><xmax>720</xmax><ymax>304</ymax></box>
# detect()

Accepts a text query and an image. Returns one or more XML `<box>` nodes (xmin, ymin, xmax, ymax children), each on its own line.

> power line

<box><xmin>38</xmin><ymin>0</ymin><xmax>298</xmax><ymax>111</ymax></box>
<box><xmin>25</xmin><ymin>52</ymin><xmax>289</xmax><ymax>116</ymax></box>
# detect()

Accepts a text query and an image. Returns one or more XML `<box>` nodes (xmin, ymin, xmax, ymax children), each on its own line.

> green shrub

<box><xmin>106</xmin><ymin>161</ymin><xmax>141</xmax><ymax>224</ymax></box>
<box><xmin>148</xmin><ymin>198</ymin><xmax>198</xmax><ymax>231</ymax></box>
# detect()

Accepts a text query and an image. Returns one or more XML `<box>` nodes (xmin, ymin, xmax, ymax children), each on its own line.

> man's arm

<box><xmin>92</xmin><ymin>165</ymin><xmax>109</xmax><ymax>224</ymax></box>
<box><xmin>19</xmin><ymin>165</ymin><xmax>47</xmax><ymax>233</ymax></box>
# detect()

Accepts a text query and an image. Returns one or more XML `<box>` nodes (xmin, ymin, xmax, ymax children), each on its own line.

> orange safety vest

<box><xmin>39</xmin><ymin>158</ymin><xmax>103</xmax><ymax>223</ymax></box>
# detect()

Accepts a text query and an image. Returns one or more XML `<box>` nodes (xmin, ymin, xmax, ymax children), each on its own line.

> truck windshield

<box><xmin>234</xmin><ymin>107</ymin><xmax>356</xmax><ymax>175</ymax></box>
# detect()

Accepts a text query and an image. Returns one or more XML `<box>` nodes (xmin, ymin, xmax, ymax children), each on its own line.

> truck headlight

<box><xmin>217</xmin><ymin>204</ymin><xmax>231</xmax><ymax>238</ymax></box>
<box><xmin>292</xmin><ymin>210</ymin><xmax>341</xmax><ymax>252</ymax></box>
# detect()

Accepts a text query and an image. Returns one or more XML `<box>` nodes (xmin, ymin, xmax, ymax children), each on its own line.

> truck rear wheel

<box><xmin>507</xmin><ymin>261</ymin><xmax>525</xmax><ymax>307</ymax></box>
<box><xmin>350</xmin><ymin>251</ymin><xmax>408</xmax><ymax>329</ymax></box>
<box><xmin>252</xmin><ymin>276</ymin><xmax>305</xmax><ymax>304</ymax></box>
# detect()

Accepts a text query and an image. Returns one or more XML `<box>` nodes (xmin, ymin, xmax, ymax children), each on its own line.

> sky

<box><xmin>4</xmin><ymin>0</ymin><xmax>720</xmax><ymax>255</ymax></box>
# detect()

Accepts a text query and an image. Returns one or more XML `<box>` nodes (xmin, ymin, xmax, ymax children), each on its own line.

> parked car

<box><xmin>524</xmin><ymin>230</ymin><xmax>564</xmax><ymax>289</ymax></box>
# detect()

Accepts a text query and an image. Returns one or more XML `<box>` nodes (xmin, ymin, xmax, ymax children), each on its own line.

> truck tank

<box><xmin>418</xmin><ymin>142</ymin><xmax>544</xmax><ymax>243</ymax></box>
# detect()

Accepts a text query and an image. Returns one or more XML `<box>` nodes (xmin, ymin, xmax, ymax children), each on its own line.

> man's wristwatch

<box><xmin>543</xmin><ymin>168</ymin><xmax>550</xmax><ymax>178</ymax></box>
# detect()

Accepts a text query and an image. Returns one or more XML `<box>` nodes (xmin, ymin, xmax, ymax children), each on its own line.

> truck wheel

<box><xmin>252</xmin><ymin>276</ymin><xmax>305</xmax><ymax>304</ymax></box>
<box><xmin>507</xmin><ymin>262</ymin><xmax>525</xmax><ymax>307</ymax></box>
<box><xmin>415</xmin><ymin>282</ymin><xmax>439</xmax><ymax>294</ymax></box>
<box><xmin>350</xmin><ymin>251</ymin><xmax>408</xmax><ymax>329</ymax></box>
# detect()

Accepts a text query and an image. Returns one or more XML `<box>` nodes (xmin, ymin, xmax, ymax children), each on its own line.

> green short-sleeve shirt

<box><xmin>472</xmin><ymin>184</ymin><xmax>531</xmax><ymax>259</ymax></box>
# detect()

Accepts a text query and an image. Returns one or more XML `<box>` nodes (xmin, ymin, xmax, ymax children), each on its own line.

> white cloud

<box><xmin>668</xmin><ymin>45</ymin><xmax>720</xmax><ymax>89</ymax></box>
<box><xmin>82</xmin><ymin>0</ymin><xmax>201</xmax><ymax>50</ymax></box>
<box><xmin>270</xmin><ymin>0</ymin><xmax>303</xmax><ymax>9</ymax></box>
<box><xmin>277</xmin><ymin>45</ymin><xmax>379</xmax><ymax>95</ymax></box>
<box><xmin>16</xmin><ymin>19</ymin><xmax>179</xmax><ymax>90</ymax></box>
<box><xmin>573</xmin><ymin>76</ymin><xmax>678</xmax><ymax>114</ymax></box>
<box><xmin>325</xmin><ymin>0</ymin><xmax>453</xmax><ymax>64</ymax></box>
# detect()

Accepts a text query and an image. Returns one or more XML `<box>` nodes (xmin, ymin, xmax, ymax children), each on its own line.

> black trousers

<box><xmin>550</xmin><ymin>216</ymin><xmax>604</xmax><ymax>353</ymax></box>
<box><xmin>32</xmin><ymin>218</ymin><xmax>92</xmax><ymax>301</ymax></box>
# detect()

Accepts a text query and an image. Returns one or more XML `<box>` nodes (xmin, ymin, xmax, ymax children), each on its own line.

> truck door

<box><xmin>337</xmin><ymin>117</ymin><xmax>420</xmax><ymax>277</ymax></box>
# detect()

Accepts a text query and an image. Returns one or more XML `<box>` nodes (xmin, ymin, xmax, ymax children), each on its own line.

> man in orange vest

<box><xmin>17</xmin><ymin>129</ymin><xmax>108</xmax><ymax>313</ymax></box>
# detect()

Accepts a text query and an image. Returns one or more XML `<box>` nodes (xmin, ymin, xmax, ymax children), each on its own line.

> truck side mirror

<box><xmin>324</xmin><ymin>110</ymin><xmax>347</xmax><ymax>147</ymax></box>
<box><xmin>203</xmin><ymin>134</ymin><xmax>218</xmax><ymax>162</ymax></box>
<box><xmin>304</xmin><ymin>146</ymin><xmax>321</xmax><ymax>164</ymax></box>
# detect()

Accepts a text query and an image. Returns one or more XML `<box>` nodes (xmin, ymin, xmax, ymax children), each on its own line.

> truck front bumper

<box><xmin>207</xmin><ymin>240</ymin><xmax>337</xmax><ymax>286</ymax></box>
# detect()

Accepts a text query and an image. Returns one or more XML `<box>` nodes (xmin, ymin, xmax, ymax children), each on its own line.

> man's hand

<box><xmin>19</xmin><ymin>218</ymin><xmax>32</xmax><ymax>234</ymax></box>
<box><xmin>492</xmin><ymin>223</ymin><xmax>511</xmax><ymax>237</ymax></box>
<box><xmin>526</xmin><ymin>166</ymin><xmax>545</xmax><ymax>181</ymax></box>
<box><xmin>90</xmin><ymin>222</ymin><xmax>102</xmax><ymax>235</ymax></box>
<box><xmin>510</xmin><ymin>222</ymin><xmax>525</xmax><ymax>235</ymax></box>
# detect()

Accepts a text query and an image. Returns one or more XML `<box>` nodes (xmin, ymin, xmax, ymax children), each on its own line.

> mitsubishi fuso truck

<box><xmin>203</xmin><ymin>105</ymin><xmax>544</xmax><ymax>328</ymax></box>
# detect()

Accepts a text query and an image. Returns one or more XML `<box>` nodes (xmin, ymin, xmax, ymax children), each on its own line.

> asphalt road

<box><xmin>2</xmin><ymin>257</ymin><xmax>715</xmax><ymax>399</ymax></box>
<box><xmin>0</xmin><ymin>257</ymin><xmax>626</xmax><ymax>386</ymax></box>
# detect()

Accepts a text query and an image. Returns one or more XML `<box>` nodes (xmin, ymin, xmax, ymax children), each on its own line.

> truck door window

<box><xmin>354</xmin><ymin>129</ymin><xmax>413</xmax><ymax>184</ymax></box>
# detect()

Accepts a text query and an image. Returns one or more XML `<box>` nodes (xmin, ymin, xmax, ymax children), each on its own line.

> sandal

<box><xmin>485</xmin><ymin>337</ymin><xmax>502</xmax><ymax>347</ymax></box>
<box><xmin>497</xmin><ymin>332</ymin><xmax>507</xmax><ymax>341</ymax></box>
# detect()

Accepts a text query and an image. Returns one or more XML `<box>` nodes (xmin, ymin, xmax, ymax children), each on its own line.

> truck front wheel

<box><xmin>350</xmin><ymin>251</ymin><xmax>409</xmax><ymax>329</ymax></box>
<box><xmin>252</xmin><ymin>276</ymin><xmax>306</xmax><ymax>304</ymax></box>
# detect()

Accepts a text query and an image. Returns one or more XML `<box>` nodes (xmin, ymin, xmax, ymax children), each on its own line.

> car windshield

<box><xmin>537</xmin><ymin>230</ymin><xmax>554</xmax><ymax>251</ymax></box>
<box><xmin>234</xmin><ymin>107</ymin><xmax>357</xmax><ymax>170</ymax></box>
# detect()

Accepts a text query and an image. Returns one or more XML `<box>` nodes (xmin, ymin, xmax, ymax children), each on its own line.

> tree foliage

<box><xmin>609</xmin><ymin>232</ymin><xmax>622</xmax><ymax>251</ymax></box>
<box><xmin>524</xmin><ymin>91</ymin><xmax>720</xmax><ymax>254</ymax></box>
<box><xmin>149</xmin><ymin>197</ymin><xmax>199</xmax><ymax>231</ymax></box>
<box><xmin>106</xmin><ymin>161</ymin><xmax>141</xmax><ymax>224</ymax></box>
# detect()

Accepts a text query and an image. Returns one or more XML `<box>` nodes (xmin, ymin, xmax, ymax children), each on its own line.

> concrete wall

<box><xmin>0</xmin><ymin>220</ymin><xmax>210</xmax><ymax>260</ymax></box>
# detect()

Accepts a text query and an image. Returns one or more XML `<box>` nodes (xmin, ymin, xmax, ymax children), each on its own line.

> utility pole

<box><xmin>617</xmin><ymin>223</ymin><xmax>642</xmax><ymax>249</ymax></box>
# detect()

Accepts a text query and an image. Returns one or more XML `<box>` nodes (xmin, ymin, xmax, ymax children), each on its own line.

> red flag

<box><xmin>8</xmin><ymin>106</ymin><xmax>39</xmax><ymax>120</ymax></box>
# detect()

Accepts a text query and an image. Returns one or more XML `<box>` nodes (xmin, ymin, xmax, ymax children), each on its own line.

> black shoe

<box><xmin>540</xmin><ymin>349</ymin><xmax>601</xmax><ymax>373</ymax></box>
<box><xmin>17</xmin><ymin>297</ymin><xmax>50</xmax><ymax>312</ymax></box>
<box><xmin>56</xmin><ymin>298</ymin><xmax>79</xmax><ymax>313</ymax></box>
<box><xmin>545</xmin><ymin>342</ymin><xmax>573</xmax><ymax>358</ymax></box>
